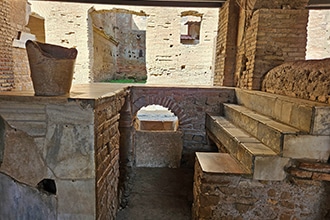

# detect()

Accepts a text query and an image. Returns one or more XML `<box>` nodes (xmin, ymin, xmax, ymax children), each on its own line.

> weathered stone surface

<box><xmin>283</xmin><ymin>135</ymin><xmax>330</xmax><ymax>161</ymax></box>
<box><xmin>262</xmin><ymin>58</ymin><xmax>330</xmax><ymax>104</ymax></box>
<box><xmin>253</xmin><ymin>156</ymin><xmax>290</xmax><ymax>181</ymax></box>
<box><xmin>0</xmin><ymin>116</ymin><xmax>4</xmax><ymax>166</ymax></box>
<box><xmin>0</xmin><ymin>119</ymin><xmax>46</xmax><ymax>186</ymax></box>
<box><xmin>0</xmin><ymin>172</ymin><xmax>56</xmax><ymax>219</ymax></box>
<box><xmin>196</xmin><ymin>152</ymin><xmax>247</xmax><ymax>174</ymax></box>
<box><xmin>45</xmin><ymin>123</ymin><xmax>95</xmax><ymax>179</ymax></box>
<box><xmin>313</xmin><ymin>107</ymin><xmax>330</xmax><ymax>135</ymax></box>
<box><xmin>46</xmin><ymin>102</ymin><xmax>94</xmax><ymax>125</ymax></box>
<box><xmin>0</xmin><ymin>101</ymin><xmax>47</xmax><ymax>137</ymax></box>
<box><xmin>135</xmin><ymin>130</ymin><xmax>183</xmax><ymax>168</ymax></box>
<box><xmin>57</xmin><ymin>178</ymin><xmax>95</xmax><ymax>219</ymax></box>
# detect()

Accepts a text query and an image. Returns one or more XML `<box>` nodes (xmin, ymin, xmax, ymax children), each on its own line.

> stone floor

<box><xmin>116</xmin><ymin>167</ymin><xmax>194</xmax><ymax>220</ymax></box>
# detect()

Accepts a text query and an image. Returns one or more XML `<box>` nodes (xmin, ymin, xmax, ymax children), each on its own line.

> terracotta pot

<box><xmin>26</xmin><ymin>40</ymin><xmax>78</xmax><ymax>96</ymax></box>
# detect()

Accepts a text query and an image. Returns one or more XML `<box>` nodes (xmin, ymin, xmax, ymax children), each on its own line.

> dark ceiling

<box><xmin>31</xmin><ymin>0</ymin><xmax>330</xmax><ymax>9</ymax></box>
<box><xmin>31</xmin><ymin>0</ymin><xmax>226</xmax><ymax>7</ymax></box>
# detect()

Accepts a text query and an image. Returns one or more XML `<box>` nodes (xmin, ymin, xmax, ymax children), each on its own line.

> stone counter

<box><xmin>0</xmin><ymin>83</ymin><xmax>129</xmax><ymax>219</ymax></box>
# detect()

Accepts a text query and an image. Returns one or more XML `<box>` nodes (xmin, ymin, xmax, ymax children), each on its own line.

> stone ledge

<box><xmin>196</xmin><ymin>152</ymin><xmax>248</xmax><ymax>174</ymax></box>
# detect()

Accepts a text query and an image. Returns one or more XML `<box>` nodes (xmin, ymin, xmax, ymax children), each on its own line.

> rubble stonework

<box><xmin>262</xmin><ymin>58</ymin><xmax>330</xmax><ymax>104</ymax></box>
<box><xmin>192</xmin><ymin>160</ymin><xmax>330</xmax><ymax>220</ymax></box>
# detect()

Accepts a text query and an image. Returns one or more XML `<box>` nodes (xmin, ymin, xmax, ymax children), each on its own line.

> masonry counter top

<box><xmin>0</xmin><ymin>83</ymin><xmax>130</xmax><ymax>103</ymax></box>
<box><xmin>0</xmin><ymin>83</ymin><xmax>130</xmax><ymax>219</ymax></box>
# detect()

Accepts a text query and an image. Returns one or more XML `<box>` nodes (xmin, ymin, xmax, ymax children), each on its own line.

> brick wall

<box><xmin>145</xmin><ymin>7</ymin><xmax>218</xmax><ymax>85</ymax></box>
<box><xmin>193</xmin><ymin>159</ymin><xmax>330</xmax><ymax>220</ymax></box>
<box><xmin>130</xmin><ymin>86</ymin><xmax>236</xmax><ymax>167</ymax></box>
<box><xmin>215</xmin><ymin>0</ymin><xmax>310</xmax><ymax>90</ymax></box>
<box><xmin>95</xmin><ymin>89</ymin><xmax>127</xmax><ymax>219</ymax></box>
<box><xmin>11</xmin><ymin>0</ymin><xmax>34</xmax><ymax>91</ymax></box>
<box><xmin>213</xmin><ymin>0</ymin><xmax>238</xmax><ymax>87</ymax></box>
<box><xmin>0</xmin><ymin>0</ymin><xmax>14</xmax><ymax>91</ymax></box>
<box><xmin>12</xmin><ymin>48</ymin><xmax>33</xmax><ymax>90</ymax></box>
<box><xmin>236</xmin><ymin>9</ymin><xmax>308</xmax><ymax>90</ymax></box>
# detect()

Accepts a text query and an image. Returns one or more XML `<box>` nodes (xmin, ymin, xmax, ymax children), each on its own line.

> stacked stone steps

<box><xmin>206</xmin><ymin>114</ymin><xmax>288</xmax><ymax>180</ymax></box>
<box><xmin>203</xmin><ymin>89</ymin><xmax>330</xmax><ymax>181</ymax></box>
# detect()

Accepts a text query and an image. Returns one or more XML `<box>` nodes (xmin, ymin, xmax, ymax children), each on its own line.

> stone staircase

<box><xmin>203</xmin><ymin>88</ymin><xmax>330</xmax><ymax>181</ymax></box>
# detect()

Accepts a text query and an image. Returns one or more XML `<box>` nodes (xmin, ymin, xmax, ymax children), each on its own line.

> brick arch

<box><xmin>131</xmin><ymin>95</ymin><xmax>191</xmax><ymax>130</ymax></box>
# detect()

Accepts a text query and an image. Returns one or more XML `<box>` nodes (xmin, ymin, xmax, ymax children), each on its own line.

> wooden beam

<box><xmin>32</xmin><ymin>0</ymin><xmax>225</xmax><ymax>7</ymax></box>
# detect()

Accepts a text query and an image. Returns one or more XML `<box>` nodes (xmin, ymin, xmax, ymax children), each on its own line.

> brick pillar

<box><xmin>249</xmin><ymin>9</ymin><xmax>308</xmax><ymax>90</ymax></box>
<box><xmin>0</xmin><ymin>0</ymin><xmax>14</xmax><ymax>91</ymax></box>
<box><xmin>213</xmin><ymin>0</ymin><xmax>239</xmax><ymax>86</ymax></box>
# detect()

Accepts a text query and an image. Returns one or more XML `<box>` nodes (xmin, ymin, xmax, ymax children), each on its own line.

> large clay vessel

<box><xmin>26</xmin><ymin>40</ymin><xmax>78</xmax><ymax>96</ymax></box>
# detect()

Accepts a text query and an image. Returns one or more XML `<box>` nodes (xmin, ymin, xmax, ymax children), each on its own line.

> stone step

<box><xmin>195</xmin><ymin>152</ymin><xmax>248</xmax><ymax>175</ymax></box>
<box><xmin>223</xmin><ymin>103</ymin><xmax>300</xmax><ymax>154</ymax></box>
<box><xmin>223</xmin><ymin>104</ymin><xmax>330</xmax><ymax>162</ymax></box>
<box><xmin>206</xmin><ymin>114</ymin><xmax>290</xmax><ymax>180</ymax></box>
<box><xmin>235</xmin><ymin>88</ymin><xmax>330</xmax><ymax>135</ymax></box>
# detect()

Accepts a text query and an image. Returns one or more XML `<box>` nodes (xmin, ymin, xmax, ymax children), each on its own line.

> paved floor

<box><xmin>116</xmin><ymin>167</ymin><xmax>194</xmax><ymax>220</ymax></box>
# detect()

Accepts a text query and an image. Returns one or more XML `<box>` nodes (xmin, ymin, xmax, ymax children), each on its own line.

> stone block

<box><xmin>196</xmin><ymin>152</ymin><xmax>247</xmax><ymax>175</ymax></box>
<box><xmin>45</xmin><ymin>124</ymin><xmax>95</xmax><ymax>179</ymax></box>
<box><xmin>135</xmin><ymin>130</ymin><xmax>183</xmax><ymax>168</ymax></box>
<box><xmin>312</xmin><ymin>106</ymin><xmax>330</xmax><ymax>135</ymax></box>
<box><xmin>290</xmin><ymin>104</ymin><xmax>313</xmax><ymax>133</ymax></box>
<box><xmin>46</xmin><ymin>102</ymin><xmax>94</xmax><ymax>125</ymax></box>
<box><xmin>283</xmin><ymin>135</ymin><xmax>330</xmax><ymax>161</ymax></box>
<box><xmin>253</xmin><ymin>156</ymin><xmax>290</xmax><ymax>181</ymax></box>
<box><xmin>57</xmin><ymin>178</ymin><xmax>95</xmax><ymax>218</ymax></box>
<box><xmin>0</xmin><ymin>173</ymin><xmax>56</xmax><ymax>219</ymax></box>
<box><xmin>0</xmin><ymin>122</ymin><xmax>46</xmax><ymax>186</ymax></box>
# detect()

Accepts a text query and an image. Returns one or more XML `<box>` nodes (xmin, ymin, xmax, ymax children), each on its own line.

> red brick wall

<box><xmin>95</xmin><ymin>89</ymin><xmax>127</xmax><ymax>219</ymax></box>
<box><xmin>130</xmin><ymin>86</ymin><xmax>236</xmax><ymax>167</ymax></box>
<box><xmin>215</xmin><ymin>0</ymin><xmax>309</xmax><ymax>90</ymax></box>
<box><xmin>213</xmin><ymin>0</ymin><xmax>238</xmax><ymax>87</ymax></box>
<box><xmin>0</xmin><ymin>0</ymin><xmax>14</xmax><ymax>91</ymax></box>
<box><xmin>12</xmin><ymin>47</ymin><xmax>32</xmax><ymax>90</ymax></box>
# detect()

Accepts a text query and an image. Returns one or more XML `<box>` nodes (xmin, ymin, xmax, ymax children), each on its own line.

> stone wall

<box><xmin>0</xmin><ymin>86</ymin><xmax>128</xmax><ymax>219</ymax></box>
<box><xmin>0</xmin><ymin>0</ymin><xmax>14</xmax><ymax>91</ymax></box>
<box><xmin>193</xmin><ymin>159</ymin><xmax>330</xmax><ymax>220</ymax></box>
<box><xmin>29</xmin><ymin>2</ymin><xmax>218</xmax><ymax>85</ymax></box>
<box><xmin>115</xmin><ymin>13</ymin><xmax>147</xmax><ymax>81</ymax></box>
<box><xmin>94</xmin><ymin>89</ymin><xmax>127</xmax><ymax>219</ymax></box>
<box><xmin>146</xmin><ymin>7</ymin><xmax>218</xmax><ymax>85</ymax></box>
<box><xmin>306</xmin><ymin>10</ymin><xmax>330</xmax><ymax>59</ymax></box>
<box><xmin>30</xmin><ymin>1</ymin><xmax>92</xmax><ymax>84</ymax></box>
<box><xmin>262</xmin><ymin>58</ymin><xmax>330</xmax><ymax>104</ymax></box>
<box><xmin>89</xmin><ymin>8</ymin><xmax>147</xmax><ymax>82</ymax></box>
<box><xmin>130</xmin><ymin>86</ymin><xmax>236</xmax><ymax>167</ymax></box>
<box><xmin>92</xmin><ymin>25</ymin><xmax>117</xmax><ymax>82</ymax></box>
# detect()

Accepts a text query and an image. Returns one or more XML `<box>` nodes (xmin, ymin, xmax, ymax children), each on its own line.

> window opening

<box><xmin>135</xmin><ymin>105</ymin><xmax>179</xmax><ymax>131</ymax></box>
<box><xmin>180</xmin><ymin>12</ymin><xmax>202</xmax><ymax>45</ymax></box>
